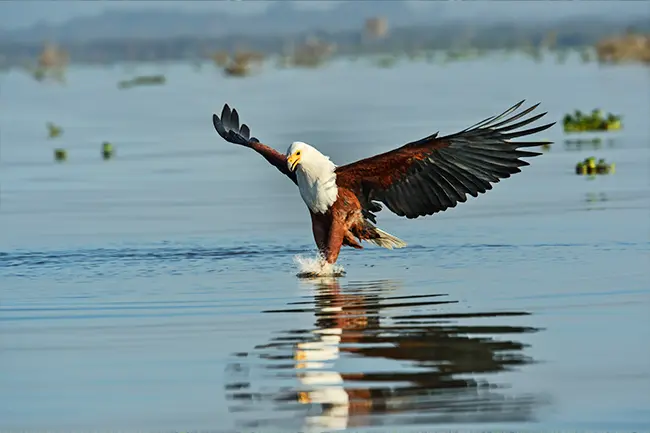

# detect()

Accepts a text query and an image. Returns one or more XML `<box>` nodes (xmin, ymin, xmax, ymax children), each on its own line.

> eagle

<box><xmin>212</xmin><ymin>101</ymin><xmax>553</xmax><ymax>266</ymax></box>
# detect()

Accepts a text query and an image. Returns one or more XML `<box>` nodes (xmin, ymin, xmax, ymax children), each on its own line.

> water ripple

<box><xmin>0</xmin><ymin>245</ymin><xmax>309</xmax><ymax>271</ymax></box>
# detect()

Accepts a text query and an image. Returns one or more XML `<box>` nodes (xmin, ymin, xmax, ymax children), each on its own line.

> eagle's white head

<box><xmin>286</xmin><ymin>141</ymin><xmax>338</xmax><ymax>214</ymax></box>
<box><xmin>286</xmin><ymin>141</ymin><xmax>335</xmax><ymax>173</ymax></box>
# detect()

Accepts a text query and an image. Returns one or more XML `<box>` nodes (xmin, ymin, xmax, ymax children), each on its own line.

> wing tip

<box><xmin>537</xmin><ymin>120</ymin><xmax>557</xmax><ymax>135</ymax></box>
<box><xmin>212</xmin><ymin>112</ymin><xmax>226</xmax><ymax>137</ymax></box>
<box><xmin>212</xmin><ymin>102</ymin><xmax>256</xmax><ymax>146</ymax></box>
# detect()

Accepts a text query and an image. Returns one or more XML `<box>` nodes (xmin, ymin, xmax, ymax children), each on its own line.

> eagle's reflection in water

<box><xmin>225</xmin><ymin>278</ymin><xmax>547</xmax><ymax>431</ymax></box>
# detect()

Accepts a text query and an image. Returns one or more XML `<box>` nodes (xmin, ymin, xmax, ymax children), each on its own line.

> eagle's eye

<box><xmin>296</xmin><ymin>151</ymin><xmax>301</xmax><ymax>156</ymax></box>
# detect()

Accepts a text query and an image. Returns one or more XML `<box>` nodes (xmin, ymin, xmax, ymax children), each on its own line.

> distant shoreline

<box><xmin>1</xmin><ymin>17</ymin><xmax>648</xmax><ymax>69</ymax></box>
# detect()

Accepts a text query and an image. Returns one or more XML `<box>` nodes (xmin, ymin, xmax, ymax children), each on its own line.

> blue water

<box><xmin>1</xmin><ymin>53</ymin><xmax>649</xmax><ymax>432</ymax></box>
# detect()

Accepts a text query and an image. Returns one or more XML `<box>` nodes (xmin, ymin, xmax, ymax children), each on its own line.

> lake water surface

<box><xmin>1</xmin><ymin>54</ymin><xmax>649</xmax><ymax>432</ymax></box>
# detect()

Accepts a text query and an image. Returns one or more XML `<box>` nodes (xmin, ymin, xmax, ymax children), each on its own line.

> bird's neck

<box><xmin>296</xmin><ymin>156</ymin><xmax>338</xmax><ymax>214</ymax></box>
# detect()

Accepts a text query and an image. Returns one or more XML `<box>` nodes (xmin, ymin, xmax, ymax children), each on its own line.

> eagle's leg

<box><xmin>325</xmin><ymin>215</ymin><xmax>346</xmax><ymax>264</ymax></box>
<box><xmin>310</xmin><ymin>211</ymin><xmax>329</xmax><ymax>258</ymax></box>
<box><xmin>343</xmin><ymin>232</ymin><xmax>363</xmax><ymax>249</ymax></box>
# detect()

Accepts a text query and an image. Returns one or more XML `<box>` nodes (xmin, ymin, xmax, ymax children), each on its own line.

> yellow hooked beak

<box><xmin>287</xmin><ymin>152</ymin><xmax>301</xmax><ymax>172</ymax></box>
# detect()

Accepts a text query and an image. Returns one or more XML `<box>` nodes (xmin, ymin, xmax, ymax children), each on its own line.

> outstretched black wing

<box><xmin>335</xmin><ymin>100</ymin><xmax>555</xmax><ymax>221</ymax></box>
<box><xmin>212</xmin><ymin>104</ymin><xmax>297</xmax><ymax>185</ymax></box>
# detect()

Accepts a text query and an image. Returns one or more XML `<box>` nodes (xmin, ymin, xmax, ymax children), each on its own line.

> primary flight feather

<box><xmin>212</xmin><ymin>101</ymin><xmax>554</xmax><ymax>265</ymax></box>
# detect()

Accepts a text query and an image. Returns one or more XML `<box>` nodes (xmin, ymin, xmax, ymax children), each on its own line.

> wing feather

<box><xmin>435</xmin><ymin>156</ymin><xmax>485</xmax><ymax>196</ymax></box>
<box><xmin>212</xmin><ymin>104</ymin><xmax>297</xmax><ymax>185</ymax></box>
<box><xmin>336</xmin><ymin>101</ymin><xmax>554</xmax><ymax>220</ymax></box>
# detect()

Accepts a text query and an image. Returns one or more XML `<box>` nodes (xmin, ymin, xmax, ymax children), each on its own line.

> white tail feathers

<box><xmin>367</xmin><ymin>227</ymin><xmax>408</xmax><ymax>250</ymax></box>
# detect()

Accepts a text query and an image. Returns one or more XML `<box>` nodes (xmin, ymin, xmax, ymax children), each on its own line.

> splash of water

<box><xmin>294</xmin><ymin>254</ymin><xmax>345</xmax><ymax>278</ymax></box>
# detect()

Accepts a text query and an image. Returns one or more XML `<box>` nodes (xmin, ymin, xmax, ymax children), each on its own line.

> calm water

<box><xmin>1</xmin><ymin>53</ymin><xmax>649</xmax><ymax>432</ymax></box>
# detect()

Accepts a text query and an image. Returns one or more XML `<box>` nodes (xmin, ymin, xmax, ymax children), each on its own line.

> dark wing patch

<box><xmin>212</xmin><ymin>104</ymin><xmax>297</xmax><ymax>185</ymax></box>
<box><xmin>212</xmin><ymin>104</ymin><xmax>260</xmax><ymax>146</ymax></box>
<box><xmin>336</xmin><ymin>101</ymin><xmax>554</xmax><ymax>220</ymax></box>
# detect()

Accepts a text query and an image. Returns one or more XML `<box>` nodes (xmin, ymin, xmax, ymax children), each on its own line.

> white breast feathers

<box><xmin>295</xmin><ymin>152</ymin><xmax>338</xmax><ymax>214</ymax></box>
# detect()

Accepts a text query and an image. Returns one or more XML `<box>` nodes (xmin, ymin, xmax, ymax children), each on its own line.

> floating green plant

<box><xmin>54</xmin><ymin>148</ymin><xmax>67</xmax><ymax>162</ymax></box>
<box><xmin>224</xmin><ymin>62</ymin><xmax>252</xmax><ymax>77</ymax></box>
<box><xmin>33</xmin><ymin>68</ymin><xmax>46</xmax><ymax>81</ymax></box>
<box><xmin>374</xmin><ymin>56</ymin><xmax>398</xmax><ymax>68</ymax></box>
<box><xmin>563</xmin><ymin>109</ymin><xmax>622</xmax><ymax>133</ymax></box>
<box><xmin>575</xmin><ymin>157</ymin><xmax>615</xmax><ymax>175</ymax></box>
<box><xmin>118</xmin><ymin>75</ymin><xmax>166</xmax><ymax>89</ymax></box>
<box><xmin>31</xmin><ymin>66</ymin><xmax>66</xmax><ymax>84</ymax></box>
<box><xmin>222</xmin><ymin>51</ymin><xmax>265</xmax><ymax>77</ymax></box>
<box><xmin>47</xmin><ymin>122</ymin><xmax>63</xmax><ymax>139</ymax></box>
<box><xmin>102</xmin><ymin>142</ymin><xmax>114</xmax><ymax>160</ymax></box>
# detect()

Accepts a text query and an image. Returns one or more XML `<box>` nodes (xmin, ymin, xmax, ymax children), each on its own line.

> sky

<box><xmin>1</xmin><ymin>1</ymin><xmax>649</xmax><ymax>30</ymax></box>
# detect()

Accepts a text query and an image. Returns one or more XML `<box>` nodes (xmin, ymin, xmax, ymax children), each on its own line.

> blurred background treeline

<box><xmin>0</xmin><ymin>1</ymin><xmax>649</xmax><ymax>70</ymax></box>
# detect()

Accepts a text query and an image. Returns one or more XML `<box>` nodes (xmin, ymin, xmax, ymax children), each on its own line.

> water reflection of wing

<box><xmin>225</xmin><ymin>277</ymin><xmax>546</xmax><ymax>431</ymax></box>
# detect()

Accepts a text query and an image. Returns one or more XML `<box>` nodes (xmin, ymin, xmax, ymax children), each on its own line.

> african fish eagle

<box><xmin>212</xmin><ymin>101</ymin><xmax>554</xmax><ymax>265</ymax></box>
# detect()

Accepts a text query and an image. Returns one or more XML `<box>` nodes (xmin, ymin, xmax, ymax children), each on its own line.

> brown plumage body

<box><xmin>212</xmin><ymin>101</ymin><xmax>554</xmax><ymax>266</ymax></box>
<box><xmin>309</xmin><ymin>189</ymin><xmax>374</xmax><ymax>264</ymax></box>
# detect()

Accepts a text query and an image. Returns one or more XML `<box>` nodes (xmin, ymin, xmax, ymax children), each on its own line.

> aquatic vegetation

<box><xmin>575</xmin><ymin>157</ymin><xmax>615</xmax><ymax>176</ymax></box>
<box><xmin>39</xmin><ymin>43</ymin><xmax>68</xmax><ymax>69</ymax></box>
<box><xmin>46</xmin><ymin>122</ymin><xmax>63</xmax><ymax>139</ymax></box>
<box><xmin>54</xmin><ymin>148</ymin><xmax>67</xmax><ymax>162</ymax></box>
<box><xmin>444</xmin><ymin>50</ymin><xmax>472</xmax><ymax>62</ymax></box>
<box><xmin>374</xmin><ymin>55</ymin><xmax>398</xmax><ymax>68</ymax></box>
<box><xmin>224</xmin><ymin>62</ymin><xmax>252</xmax><ymax>77</ymax></box>
<box><xmin>596</xmin><ymin>34</ymin><xmax>650</xmax><ymax>64</ymax></box>
<box><xmin>33</xmin><ymin>68</ymin><xmax>46</xmax><ymax>81</ymax></box>
<box><xmin>118</xmin><ymin>75</ymin><xmax>166</xmax><ymax>89</ymax></box>
<box><xmin>364</xmin><ymin>17</ymin><xmax>389</xmax><ymax>40</ymax></box>
<box><xmin>28</xmin><ymin>42</ymin><xmax>68</xmax><ymax>84</ymax></box>
<box><xmin>102</xmin><ymin>142</ymin><xmax>114</xmax><ymax>160</ymax></box>
<box><xmin>563</xmin><ymin>109</ymin><xmax>622</xmax><ymax>133</ymax></box>
<box><xmin>222</xmin><ymin>51</ymin><xmax>265</xmax><ymax>77</ymax></box>
<box><xmin>406</xmin><ymin>50</ymin><xmax>425</xmax><ymax>61</ymax></box>
<box><xmin>30</xmin><ymin>65</ymin><xmax>66</xmax><ymax>83</ymax></box>
<box><xmin>288</xmin><ymin>38</ymin><xmax>336</xmax><ymax>68</ymax></box>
